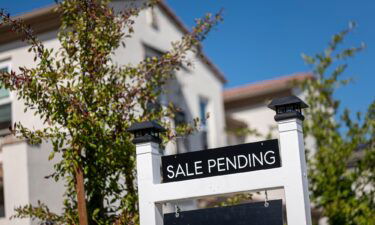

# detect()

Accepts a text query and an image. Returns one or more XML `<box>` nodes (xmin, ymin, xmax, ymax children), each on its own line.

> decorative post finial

<box><xmin>269</xmin><ymin>95</ymin><xmax>313</xmax><ymax>225</ymax></box>
<box><xmin>268</xmin><ymin>95</ymin><xmax>308</xmax><ymax>121</ymax></box>
<box><xmin>131</xmin><ymin>121</ymin><xmax>164</xmax><ymax>224</ymax></box>
<box><xmin>127</xmin><ymin>120</ymin><xmax>166</xmax><ymax>144</ymax></box>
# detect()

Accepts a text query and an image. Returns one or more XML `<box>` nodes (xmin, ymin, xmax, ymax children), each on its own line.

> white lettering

<box><xmin>248</xmin><ymin>154</ymin><xmax>252</xmax><ymax>167</ymax></box>
<box><xmin>264</xmin><ymin>150</ymin><xmax>276</xmax><ymax>165</ymax></box>
<box><xmin>167</xmin><ymin>165</ymin><xmax>175</xmax><ymax>179</ymax></box>
<box><xmin>175</xmin><ymin>164</ymin><xmax>186</xmax><ymax>177</ymax></box>
<box><xmin>226</xmin><ymin>156</ymin><xmax>237</xmax><ymax>170</ymax></box>
<box><xmin>217</xmin><ymin>157</ymin><xmax>225</xmax><ymax>172</ymax></box>
<box><xmin>238</xmin><ymin>155</ymin><xmax>248</xmax><ymax>169</ymax></box>
<box><xmin>185</xmin><ymin>163</ymin><xmax>194</xmax><ymax>176</ymax></box>
<box><xmin>252</xmin><ymin>152</ymin><xmax>264</xmax><ymax>166</ymax></box>
<box><xmin>208</xmin><ymin>159</ymin><xmax>216</xmax><ymax>173</ymax></box>
<box><xmin>195</xmin><ymin>161</ymin><xmax>203</xmax><ymax>175</ymax></box>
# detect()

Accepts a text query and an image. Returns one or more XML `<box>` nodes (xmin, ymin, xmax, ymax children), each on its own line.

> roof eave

<box><xmin>223</xmin><ymin>73</ymin><xmax>314</xmax><ymax>103</ymax></box>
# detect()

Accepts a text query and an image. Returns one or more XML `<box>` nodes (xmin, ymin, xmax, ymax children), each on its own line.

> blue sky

<box><xmin>2</xmin><ymin>0</ymin><xmax>375</xmax><ymax>116</ymax></box>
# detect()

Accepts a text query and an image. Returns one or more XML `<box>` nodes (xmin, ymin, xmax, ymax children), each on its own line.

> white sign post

<box><xmin>129</xmin><ymin>95</ymin><xmax>312</xmax><ymax>225</ymax></box>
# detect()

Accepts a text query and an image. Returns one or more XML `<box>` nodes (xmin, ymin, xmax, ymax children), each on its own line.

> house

<box><xmin>224</xmin><ymin>73</ymin><xmax>313</xmax><ymax>145</ymax></box>
<box><xmin>0</xmin><ymin>1</ymin><xmax>227</xmax><ymax>223</ymax></box>
<box><xmin>223</xmin><ymin>73</ymin><xmax>323</xmax><ymax>224</ymax></box>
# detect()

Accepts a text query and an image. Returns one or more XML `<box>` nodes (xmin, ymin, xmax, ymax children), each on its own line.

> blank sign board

<box><xmin>164</xmin><ymin>200</ymin><xmax>283</xmax><ymax>225</ymax></box>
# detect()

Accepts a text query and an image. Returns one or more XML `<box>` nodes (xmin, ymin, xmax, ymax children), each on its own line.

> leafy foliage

<box><xmin>300</xmin><ymin>23</ymin><xmax>375</xmax><ymax>225</ymax></box>
<box><xmin>0</xmin><ymin>0</ymin><xmax>222</xmax><ymax>224</ymax></box>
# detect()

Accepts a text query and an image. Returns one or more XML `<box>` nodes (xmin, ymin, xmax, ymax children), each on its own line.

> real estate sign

<box><xmin>162</xmin><ymin>139</ymin><xmax>281</xmax><ymax>182</ymax></box>
<box><xmin>133</xmin><ymin>96</ymin><xmax>313</xmax><ymax>225</ymax></box>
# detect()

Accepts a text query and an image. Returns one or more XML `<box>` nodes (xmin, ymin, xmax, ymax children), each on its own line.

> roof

<box><xmin>0</xmin><ymin>5</ymin><xmax>60</xmax><ymax>44</ymax></box>
<box><xmin>0</xmin><ymin>1</ymin><xmax>226</xmax><ymax>84</ymax></box>
<box><xmin>223</xmin><ymin>73</ymin><xmax>313</xmax><ymax>103</ymax></box>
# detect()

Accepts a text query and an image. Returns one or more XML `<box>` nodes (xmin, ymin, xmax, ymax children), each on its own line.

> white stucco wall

<box><xmin>0</xmin><ymin>140</ymin><xmax>65</xmax><ymax>225</ymax></box>
<box><xmin>27</xmin><ymin>142</ymin><xmax>65</xmax><ymax>221</ymax></box>
<box><xmin>1</xmin><ymin>141</ymin><xmax>30</xmax><ymax>225</ymax></box>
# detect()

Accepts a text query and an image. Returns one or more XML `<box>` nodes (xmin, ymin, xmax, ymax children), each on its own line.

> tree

<box><xmin>221</xmin><ymin>23</ymin><xmax>375</xmax><ymax>224</ymax></box>
<box><xmin>300</xmin><ymin>23</ymin><xmax>375</xmax><ymax>225</ymax></box>
<box><xmin>0</xmin><ymin>0</ymin><xmax>222</xmax><ymax>224</ymax></box>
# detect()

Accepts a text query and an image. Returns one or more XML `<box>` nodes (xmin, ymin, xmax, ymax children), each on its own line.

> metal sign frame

<box><xmin>135</xmin><ymin>118</ymin><xmax>312</xmax><ymax>225</ymax></box>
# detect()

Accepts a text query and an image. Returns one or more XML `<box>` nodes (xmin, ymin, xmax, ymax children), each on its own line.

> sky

<box><xmin>2</xmin><ymin>0</ymin><xmax>375</xmax><ymax>117</ymax></box>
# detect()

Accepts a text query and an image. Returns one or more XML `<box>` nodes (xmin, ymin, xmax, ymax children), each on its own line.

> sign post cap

<box><xmin>268</xmin><ymin>95</ymin><xmax>308</xmax><ymax>121</ymax></box>
<box><xmin>127</xmin><ymin>120</ymin><xmax>166</xmax><ymax>144</ymax></box>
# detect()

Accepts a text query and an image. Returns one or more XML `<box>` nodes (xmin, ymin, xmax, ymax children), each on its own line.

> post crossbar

<box><xmin>147</xmin><ymin>167</ymin><xmax>285</xmax><ymax>203</ymax></box>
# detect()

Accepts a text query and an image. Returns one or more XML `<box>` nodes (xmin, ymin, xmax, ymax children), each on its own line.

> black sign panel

<box><xmin>164</xmin><ymin>200</ymin><xmax>283</xmax><ymax>225</ymax></box>
<box><xmin>162</xmin><ymin>139</ymin><xmax>280</xmax><ymax>183</ymax></box>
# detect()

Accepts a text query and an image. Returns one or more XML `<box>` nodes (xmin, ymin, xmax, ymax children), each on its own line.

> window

<box><xmin>199</xmin><ymin>98</ymin><xmax>209</xmax><ymax>149</ymax></box>
<box><xmin>0</xmin><ymin>164</ymin><xmax>4</xmax><ymax>217</ymax></box>
<box><xmin>0</xmin><ymin>67</ymin><xmax>9</xmax><ymax>99</ymax></box>
<box><xmin>0</xmin><ymin>62</ymin><xmax>12</xmax><ymax>136</ymax></box>
<box><xmin>144</xmin><ymin>44</ymin><xmax>163</xmax><ymax>60</ymax></box>
<box><xmin>174</xmin><ymin>111</ymin><xmax>190</xmax><ymax>153</ymax></box>
<box><xmin>144</xmin><ymin>45</ymin><xmax>166</xmax><ymax>112</ymax></box>
<box><xmin>0</xmin><ymin>104</ymin><xmax>11</xmax><ymax>134</ymax></box>
<box><xmin>146</xmin><ymin>7</ymin><xmax>159</xmax><ymax>30</ymax></box>
<box><xmin>144</xmin><ymin>44</ymin><xmax>189</xmax><ymax>73</ymax></box>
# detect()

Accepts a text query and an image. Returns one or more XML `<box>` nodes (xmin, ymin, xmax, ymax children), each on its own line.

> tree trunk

<box><xmin>76</xmin><ymin>166</ymin><xmax>89</xmax><ymax>225</ymax></box>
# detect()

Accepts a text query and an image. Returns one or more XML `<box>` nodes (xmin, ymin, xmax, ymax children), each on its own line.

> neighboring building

<box><xmin>224</xmin><ymin>73</ymin><xmax>313</xmax><ymax>145</ymax></box>
<box><xmin>223</xmin><ymin>73</ymin><xmax>324</xmax><ymax>224</ymax></box>
<box><xmin>0</xmin><ymin>1</ymin><xmax>227</xmax><ymax>224</ymax></box>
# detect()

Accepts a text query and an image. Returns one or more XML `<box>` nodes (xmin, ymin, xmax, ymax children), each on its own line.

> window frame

<box><xmin>199</xmin><ymin>97</ymin><xmax>210</xmax><ymax>149</ymax></box>
<box><xmin>174</xmin><ymin>110</ymin><xmax>191</xmax><ymax>153</ymax></box>
<box><xmin>0</xmin><ymin>61</ymin><xmax>12</xmax><ymax>106</ymax></box>
<box><xmin>0</xmin><ymin>60</ymin><xmax>10</xmax><ymax>218</ymax></box>
<box><xmin>0</xmin><ymin>60</ymin><xmax>13</xmax><ymax>136</ymax></box>
<box><xmin>145</xmin><ymin>7</ymin><xmax>159</xmax><ymax>30</ymax></box>
<box><xmin>0</xmin><ymin>163</ymin><xmax>4</xmax><ymax>217</ymax></box>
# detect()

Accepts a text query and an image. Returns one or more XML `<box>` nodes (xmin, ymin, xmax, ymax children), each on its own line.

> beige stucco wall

<box><xmin>225</xmin><ymin>89</ymin><xmax>308</xmax><ymax>143</ymax></box>
<box><xmin>226</xmin><ymin>102</ymin><xmax>278</xmax><ymax>143</ymax></box>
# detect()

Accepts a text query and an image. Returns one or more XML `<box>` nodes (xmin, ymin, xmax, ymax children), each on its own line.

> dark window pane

<box><xmin>0</xmin><ymin>67</ymin><xmax>9</xmax><ymax>99</ymax></box>
<box><xmin>201</xmin><ymin>130</ymin><xmax>208</xmax><ymax>150</ymax></box>
<box><xmin>174</xmin><ymin>111</ymin><xmax>190</xmax><ymax>153</ymax></box>
<box><xmin>174</xmin><ymin>111</ymin><xmax>186</xmax><ymax>126</ymax></box>
<box><xmin>0</xmin><ymin>165</ymin><xmax>5</xmax><ymax>217</ymax></box>
<box><xmin>199</xmin><ymin>99</ymin><xmax>209</xmax><ymax>149</ymax></box>
<box><xmin>150</xmin><ymin>8</ymin><xmax>159</xmax><ymax>30</ymax></box>
<box><xmin>144</xmin><ymin>45</ymin><xmax>163</xmax><ymax>59</ymax></box>
<box><xmin>199</xmin><ymin>99</ymin><xmax>208</xmax><ymax>126</ymax></box>
<box><xmin>0</xmin><ymin>103</ymin><xmax>11</xmax><ymax>131</ymax></box>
